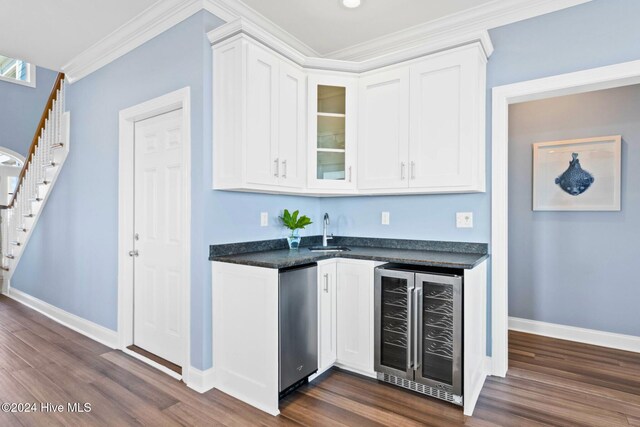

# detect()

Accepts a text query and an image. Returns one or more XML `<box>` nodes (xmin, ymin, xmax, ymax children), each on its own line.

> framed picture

<box><xmin>532</xmin><ymin>135</ymin><xmax>621</xmax><ymax>211</ymax></box>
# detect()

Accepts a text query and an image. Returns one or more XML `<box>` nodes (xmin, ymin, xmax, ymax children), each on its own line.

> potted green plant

<box><xmin>279</xmin><ymin>209</ymin><xmax>312</xmax><ymax>250</ymax></box>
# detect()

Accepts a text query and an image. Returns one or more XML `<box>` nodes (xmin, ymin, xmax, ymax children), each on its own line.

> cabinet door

<box><xmin>308</xmin><ymin>74</ymin><xmax>358</xmax><ymax>190</ymax></box>
<box><xmin>336</xmin><ymin>261</ymin><xmax>373</xmax><ymax>374</ymax></box>
<box><xmin>245</xmin><ymin>44</ymin><xmax>279</xmax><ymax>186</ymax></box>
<box><xmin>358</xmin><ymin>68</ymin><xmax>410</xmax><ymax>190</ymax></box>
<box><xmin>278</xmin><ymin>61</ymin><xmax>307</xmax><ymax>189</ymax></box>
<box><xmin>318</xmin><ymin>262</ymin><xmax>337</xmax><ymax>373</ymax></box>
<box><xmin>409</xmin><ymin>49</ymin><xmax>479</xmax><ymax>189</ymax></box>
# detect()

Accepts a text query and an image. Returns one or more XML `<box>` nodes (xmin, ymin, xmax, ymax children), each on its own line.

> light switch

<box><xmin>456</xmin><ymin>212</ymin><xmax>473</xmax><ymax>228</ymax></box>
<box><xmin>260</xmin><ymin>212</ymin><xmax>269</xmax><ymax>227</ymax></box>
<box><xmin>381</xmin><ymin>212</ymin><xmax>390</xmax><ymax>225</ymax></box>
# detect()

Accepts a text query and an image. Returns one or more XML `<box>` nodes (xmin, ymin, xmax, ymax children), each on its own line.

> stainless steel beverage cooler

<box><xmin>374</xmin><ymin>264</ymin><xmax>463</xmax><ymax>405</ymax></box>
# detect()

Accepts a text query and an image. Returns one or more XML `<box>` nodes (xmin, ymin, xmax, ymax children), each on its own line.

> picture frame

<box><xmin>532</xmin><ymin>135</ymin><xmax>621</xmax><ymax>211</ymax></box>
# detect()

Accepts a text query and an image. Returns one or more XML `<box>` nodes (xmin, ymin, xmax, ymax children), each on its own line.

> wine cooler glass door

<box><xmin>414</xmin><ymin>273</ymin><xmax>462</xmax><ymax>396</ymax></box>
<box><xmin>374</xmin><ymin>269</ymin><xmax>415</xmax><ymax>379</ymax></box>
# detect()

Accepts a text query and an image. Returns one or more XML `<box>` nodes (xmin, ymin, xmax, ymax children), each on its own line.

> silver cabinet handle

<box><xmin>401</xmin><ymin>162</ymin><xmax>406</xmax><ymax>180</ymax></box>
<box><xmin>414</xmin><ymin>286</ymin><xmax>422</xmax><ymax>370</ymax></box>
<box><xmin>274</xmin><ymin>158</ymin><xmax>279</xmax><ymax>177</ymax></box>
<box><xmin>282</xmin><ymin>160</ymin><xmax>287</xmax><ymax>179</ymax></box>
<box><xmin>324</xmin><ymin>273</ymin><xmax>329</xmax><ymax>293</ymax></box>
<box><xmin>348</xmin><ymin>166</ymin><xmax>352</xmax><ymax>183</ymax></box>
<box><xmin>128</xmin><ymin>250</ymin><xmax>139</xmax><ymax>257</ymax></box>
<box><xmin>410</xmin><ymin>161</ymin><xmax>416</xmax><ymax>180</ymax></box>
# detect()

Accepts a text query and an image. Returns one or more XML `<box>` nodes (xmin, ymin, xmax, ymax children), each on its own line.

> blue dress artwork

<box><xmin>555</xmin><ymin>153</ymin><xmax>595</xmax><ymax>196</ymax></box>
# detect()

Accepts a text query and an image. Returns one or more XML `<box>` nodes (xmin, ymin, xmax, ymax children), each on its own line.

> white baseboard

<box><xmin>186</xmin><ymin>367</ymin><xmax>216</xmax><ymax>393</ymax></box>
<box><xmin>509</xmin><ymin>317</ymin><xmax>640</xmax><ymax>354</ymax></box>
<box><xmin>5</xmin><ymin>287</ymin><xmax>118</xmax><ymax>349</ymax></box>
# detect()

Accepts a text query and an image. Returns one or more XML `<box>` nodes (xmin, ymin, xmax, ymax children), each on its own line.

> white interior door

<box><xmin>133</xmin><ymin>109</ymin><xmax>185</xmax><ymax>366</ymax></box>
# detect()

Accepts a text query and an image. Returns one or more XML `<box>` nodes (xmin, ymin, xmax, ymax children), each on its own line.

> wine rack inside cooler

<box><xmin>421</xmin><ymin>281</ymin><xmax>456</xmax><ymax>387</ymax></box>
<box><xmin>379</xmin><ymin>276</ymin><xmax>410</xmax><ymax>372</ymax></box>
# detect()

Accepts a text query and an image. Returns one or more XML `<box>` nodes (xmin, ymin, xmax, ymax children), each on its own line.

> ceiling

<box><xmin>0</xmin><ymin>0</ymin><xmax>157</xmax><ymax>71</ymax></box>
<box><xmin>240</xmin><ymin>0</ymin><xmax>496</xmax><ymax>56</ymax></box>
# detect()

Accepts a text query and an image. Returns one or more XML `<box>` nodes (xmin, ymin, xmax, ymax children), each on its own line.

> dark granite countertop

<box><xmin>210</xmin><ymin>236</ymin><xmax>489</xmax><ymax>270</ymax></box>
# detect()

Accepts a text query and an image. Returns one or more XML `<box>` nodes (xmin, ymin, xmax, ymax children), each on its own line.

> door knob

<box><xmin>128</xmin><ymin>250</ymin><xmax>139</xmax><ymax>257</ymax></box>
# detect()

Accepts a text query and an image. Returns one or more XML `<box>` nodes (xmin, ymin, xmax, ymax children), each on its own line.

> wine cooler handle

<box><xmin>414</xmin><ymin>287</ymin><xmax>422</xmax><ymax>371</ymax></box>
<box><xmin>407</xmin><ymin>286</ymin><xmax>414</xmax><ymax>371</ymax></box>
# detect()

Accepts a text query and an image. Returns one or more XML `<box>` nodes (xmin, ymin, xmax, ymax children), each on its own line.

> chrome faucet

<box><xmin>322</xmin><ymin>213</ymin><xmax>333</xmax><ymax>247</ymax></box>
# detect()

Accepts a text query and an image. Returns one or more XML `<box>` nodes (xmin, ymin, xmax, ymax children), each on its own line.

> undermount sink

<box><xmin>307</xmin><ymin>246</ymin><xmax>351</xmax><ymax>252</ymax></box>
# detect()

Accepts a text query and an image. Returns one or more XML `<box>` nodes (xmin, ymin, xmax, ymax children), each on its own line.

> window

<box><xmin>0</xmin><ymin>54</ymin><xmax>35</xmax><ymax>87</ymax></box>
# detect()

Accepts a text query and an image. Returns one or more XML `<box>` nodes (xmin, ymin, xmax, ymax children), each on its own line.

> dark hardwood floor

<box><xmin>0</xmin><ymin>294</ymin><xmax>638</xmax><ymax>426</ymax></box>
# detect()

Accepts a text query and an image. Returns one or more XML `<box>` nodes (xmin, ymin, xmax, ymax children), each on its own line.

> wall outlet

<box><xmin>381</xmin><ymin>211</ymin><xmax>390</xmax><ymax>225</ymax></box>
<box><xmin>456</xmin><ymin>212</ymin><xmax>473</xmax><ymax>228</ymax></box>
<box><xmin>260</xmin><ymin>212</ymin><xmax>269</xmax><ymax>227</ymax></box>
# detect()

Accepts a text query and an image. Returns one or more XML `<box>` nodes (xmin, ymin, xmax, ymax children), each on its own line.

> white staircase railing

<box><xmin>1</xmin><ymin>73</ymin><xmax>70</xmax><ymax>284</ymax></box>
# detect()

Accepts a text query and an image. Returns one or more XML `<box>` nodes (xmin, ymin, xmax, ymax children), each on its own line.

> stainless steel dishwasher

<box><xmin>279</xmin><ymin>263</ymin><xmax>318</xmax><ymax>397</ymax></box>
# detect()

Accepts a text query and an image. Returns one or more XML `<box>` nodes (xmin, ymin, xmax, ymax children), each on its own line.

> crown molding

<box><xmin>209</xmin><ymin>18</ymin><xmax>491</xmax><ymax>74</ymax></box>
<box><xmin>326</xmin><ymin>0</ymin><xmax>592</xmax><ymax>61</ymax></box>
<box><xmin>62</xmin><ymin>0</ymin><xmax>590</xmax><ymax>83</ymax></box>
<box><xmin>203</xmin><ymin>0</ymin><xmax>319</xmax><ymax>57</ymax></box>
<box><xmin>63</xmin><ymin>0</ymin><xmax>204</xmax><ymax>83</ymax></box>
<box><xmin>62</xmin><ymin>0</ymin><xmax>320</xmax><ymax>83</ymax></box>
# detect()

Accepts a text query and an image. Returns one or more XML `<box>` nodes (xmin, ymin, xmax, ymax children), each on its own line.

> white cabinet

<box><xmin>408</xmin><ymin>46</ymin><xmax>485</xmax><ymax>192</ymax></box>
<box><xmin>307</xmin><ymin>73</ymin><xmax>358</xmax><ymax>192</ymax></box>
<box><xmin>278</xmin><ymin>62</ymin><xmax>307</xmax><ymax>188</ymax></box>
<box><xmin>358</xmin><ymin>68</ymin><xmax>409</xmax><ymax>190</ymax></box>
<box><xmin>212</xmin><ymin>35</ymin><xmax>307</xmax><ymax>192</ymax></box>
<box><xmin>245</xmin><ymin>43</ymin><xmax>278</xmax><ymax>186</ymax></box>
<box><xmin>357</xmin><ymin>44</ymin><xmax>486</xmax><ymax>193</ymax></box>
<box><xmin>336</xmin><ymin>260</ymin><xmax>375</xmax><ymax>376</ymax></box>
<box><xmin>317</xmin><ymin>261</ymin><xmax>337</xmax><ymax>374</ymax></box>
<box><xmin>211</xmin><ymin>29</ymin><xmax>487</xmax><ymax>196</ymax></box>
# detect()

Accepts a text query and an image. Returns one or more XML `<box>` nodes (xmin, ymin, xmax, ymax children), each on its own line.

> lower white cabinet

<box><xmin>317</xmin><ymin>261</ymin><xmax>337</xmax><ymax>374</ymax></box>
<box><xmin>335</xmin><ymin>260</ymin><xmax>376</xmax><ymax>376</ymax></box>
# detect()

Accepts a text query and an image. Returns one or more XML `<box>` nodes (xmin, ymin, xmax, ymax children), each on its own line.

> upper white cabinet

<box><xmin>210</xmin><ymin>22</ymin><xmax>488</xmax><ymax>196</ymax></box>
<box><xmin>358</xmin><ymin>68</ymin><xmax>409</xmax><ymax>190</ymax></box>
<box><xmin>408</xmin><ymin>46</ymin><xmax>485</xmax><ymax>192</ymax></box>
<box><xmin>308</xmin><ymin>73</ymin><xmax>358</xmax><ymax>191</ymax></box>
<box><xmin>358</xmin><ymin>45</ymin><xmax>486</xmax><ymax>193</ymax></box>
<box><xmin>278</xmin><ymin>61</ymin><xmax>307</xmax><ymax>189</ymax></box>
<box><xmin>212</xmin><ymin>36</ymin><xmax>307</xmax><ymax>191</ymax></box>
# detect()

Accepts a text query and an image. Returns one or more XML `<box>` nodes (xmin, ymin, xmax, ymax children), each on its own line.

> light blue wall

<box><xmin>11</xmin><ymin>0</ymin><xmax>640</xmax><ymax>371</ymax></box>
<box><xmin>509</xmin><ymin>85</ymin><xmax>640</xmax><ymax>336</ymax></box>
<box><xmin>325</xmin><ymin>0</ymin><xmax>640</xmax><ymax>353</ymax></box>
<box><xmin>0</xmin><ymin>67</ymin><xmax>58</xmax><ymax>156</ymax></box>
<box><xmin>11</xmin><ymin>11</ymin><xmax>322</xmax><ymax>370</ymax></box>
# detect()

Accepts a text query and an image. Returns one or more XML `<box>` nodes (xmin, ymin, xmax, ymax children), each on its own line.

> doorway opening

<box><xmin>0</xmin><ymin>147</ymin><xmax>25</xmax><ymax>206</ymax></box>
<box><xmin>491</xmin><ymin>60</ymin><xmax>640</xmax><ymax>377</ymax></box>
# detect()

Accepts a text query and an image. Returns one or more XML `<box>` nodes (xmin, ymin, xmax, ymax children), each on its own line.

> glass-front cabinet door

<box><xmin>415</xmin><ymin>273</ymin><xmax>463</xmax><ymax>396</ymax></box>
<box><xmin>308</xmin><ymin>73</ymin><xmax>358</xmax><ymax>190</ymax></box>
<box><xmin>374</xmin><ymin>269</ymin><xmax>414</xmax><ymax>379</ymax></box>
